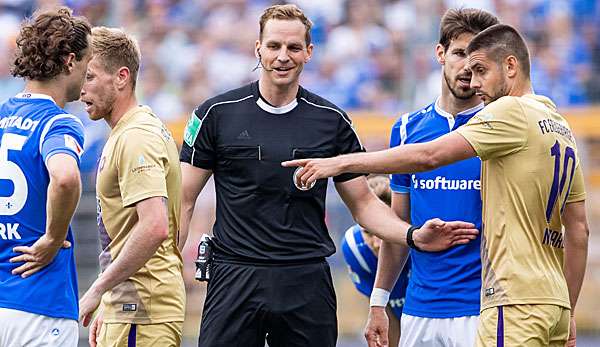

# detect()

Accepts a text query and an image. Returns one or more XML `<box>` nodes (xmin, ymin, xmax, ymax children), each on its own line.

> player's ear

<box><xmin>505</xmin><ymin>55</ymin><xmax>518</xmax><ymax>78</ymax></box>
<box><xmin>305</xmin><ymin>43</ymin><xmax>313</xmax><ymax>63</ymax></box>
<box><xmin>64</xmin><ymin>53</ymin><xmax>76</xmax><ymax>72</ymax></box>
<box><xmin>435</xmin><ymin>44</ymin><xmax>445</xmax><ymax>65</ymax></box>
<box><xmin>255</xmin><ymin>40</ymin><xmax>261</xmax><ymax>59</ymax></box>
<box><xmin>115</xmin><ymin>66</ymin><xmax>131</xmax><ymax>89</ymax></box>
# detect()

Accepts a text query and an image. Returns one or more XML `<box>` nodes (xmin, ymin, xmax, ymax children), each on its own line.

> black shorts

<box><xmin>198</xmin><ymin>260</ymin><xmax>337</xmax><ymax>347</ymax></box>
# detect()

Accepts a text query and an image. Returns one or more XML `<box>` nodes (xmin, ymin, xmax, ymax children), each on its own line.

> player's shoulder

<box><xmin>481</xmin><ymin>95</ymin><xmax>522</xmax><ymax>113</ymax></box>
<box><xmin>193</xmin><ymin>83</ymin><xmax>255</xmax><ymax>119</ymax></box>
<box><xmin>392</xmin><ymin>102</ymin><xmax>435</xmax><ymax>131</ymax></box>
<box><xmin>298</xmin><ymin>86</ymin><xmax>350</xmax><ymax>121</ymax></box>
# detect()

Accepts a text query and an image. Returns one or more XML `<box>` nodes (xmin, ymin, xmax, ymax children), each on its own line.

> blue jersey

<box><xmin>0</xmin><ymin>93</ymin><xmax>84</xmax><ymax>320</ymax></box>
<box><xmin>390</xmin><ymin>99</ymin><xmax>482</xmax><ymax>318</ymax></box>
<box><xmin>341</xmin><ymin>224</ymin><xmax>410</xmax><ymax>319</ymax></box>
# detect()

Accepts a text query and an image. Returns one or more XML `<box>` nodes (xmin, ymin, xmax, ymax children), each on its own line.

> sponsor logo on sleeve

<box><xmin>183</xmin><ymin>112</ymin><xmax>202</xmax><ymax>147</ymax></box>
<box><xmin>64</xmin><ymin>134</ymin><xmax>83</xmax><ymax>158</ymax></box>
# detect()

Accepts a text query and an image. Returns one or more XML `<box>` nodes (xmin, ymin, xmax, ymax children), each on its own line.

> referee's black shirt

<box><xmin>180</xmin><ymin>81</ymin><xmax>364</xmax><ymax>263</ymax></box>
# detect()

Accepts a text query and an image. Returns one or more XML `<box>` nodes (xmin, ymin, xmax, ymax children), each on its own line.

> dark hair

<box><xmin>439</xmin><ymin>8</ymin><xmax>499</xmax><ymax>51</ymax></box>
<box><xmin>259</xmin><ymin>4</ymin><xmax>312</xmax><ymax>46</ymax></box>
<box><xmin>11</xmin><ymin>7</ymin><xmax>91</xmax><ymax>81</ymax></box>
<box><xmin>466</xmin><ymin>24</ymin><xmax>531</xmax><ymax>77</ymax></box>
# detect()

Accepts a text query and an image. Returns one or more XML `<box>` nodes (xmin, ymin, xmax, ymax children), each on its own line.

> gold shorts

<box><xmin>476</xmin><ymin>304</ymin><xmax>570</xmax><ymax>347</ymax></box>
<box><xmin>98</xmin><ymin>321</ymin><xmax>183</xmax><ymax>347</ymax></box>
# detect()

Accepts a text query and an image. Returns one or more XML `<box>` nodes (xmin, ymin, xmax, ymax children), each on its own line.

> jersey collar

<box><xmin>434</xmin><ymin>97</ymin><xmax>484</xmax><ymax>129</ymax></box>
<box><xmin>256</xmin><ymin>97</ymin><xmax>298</xmax><ymax>114</ymax></box>
<box><xmin>15</xmin><ymin>92</ymin><xmax>56</xmax><ymax>103</ymax></box>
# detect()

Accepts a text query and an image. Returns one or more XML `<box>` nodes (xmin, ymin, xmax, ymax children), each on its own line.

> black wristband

<box><xmin>406</xmin><ymin>225</ymin><xmax>422</xmax><ymax>252</ymax></box>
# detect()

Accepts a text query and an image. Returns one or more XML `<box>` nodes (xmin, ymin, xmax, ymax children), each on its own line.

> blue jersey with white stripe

<box><xmin>0</xmin><ymin>93</ymin><xmax>84</xmax><ymax>320</ymax></box>
<box><xmin>341</xmin><ymin>224</ymin><xmax>410</xmax><ymax>319</ymax></box>
<box><xmin>390</xmin><ymin>99</ymin><xmax>482</xmax><ymax>318</ymax></box>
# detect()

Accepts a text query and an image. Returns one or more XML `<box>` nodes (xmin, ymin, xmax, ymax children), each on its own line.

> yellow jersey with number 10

<box><xmin>456</xmin><ymin>94</ymin><xmax>585</xmax><ymax>311</ymax></box>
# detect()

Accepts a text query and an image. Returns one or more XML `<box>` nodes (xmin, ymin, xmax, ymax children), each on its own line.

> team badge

<box><xmin>184</xmin><ymin>111</ymin><xmax>202</xmax><ymax>147</ymax></box>
<box><xmin>293</xmin><ymin>167</ymin><xmax>315</xmax><ymax>191</ymax></box>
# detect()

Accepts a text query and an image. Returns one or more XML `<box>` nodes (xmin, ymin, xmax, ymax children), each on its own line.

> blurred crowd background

<box><xmin>1</xmin><ymin>0</ymin><xmax>600</xmax><ymax>346</ymax></box>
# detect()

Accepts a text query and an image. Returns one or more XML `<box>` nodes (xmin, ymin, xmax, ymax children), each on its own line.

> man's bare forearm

<box><xmin>373</xmin><ymin>241</ymin><xmax>410</xmax><ymax>291</ymax></box>
<box><xmin>564</xmin><ymin>227</ymin><xmax>588</xmax><ymax>313</ymax></box>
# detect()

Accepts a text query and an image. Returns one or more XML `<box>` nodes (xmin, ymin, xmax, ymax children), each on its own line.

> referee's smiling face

<box><xmin>256</xmin><ymin>19</ymin><xmax>313</xmax><ymax>89</ymax></box>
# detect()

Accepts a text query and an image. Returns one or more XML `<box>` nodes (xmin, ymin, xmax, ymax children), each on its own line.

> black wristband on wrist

<box><xmin>406</xmin><ymin>225</ymin><xmax>422</xmax><ymax>252</ymax></box>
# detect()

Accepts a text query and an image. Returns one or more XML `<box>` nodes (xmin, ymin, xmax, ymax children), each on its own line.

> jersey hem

<box><xmin>480</xmin><ymin>298</ymin><xmax>571</xmax><ymax>312</ymax></box>
<box><xmin>0</xmin><ymin>301</ymin><xmax>77</xmax><ymax>321</ymax></box>
<box><xmin>402</xmin><ymin>306</ymin><xmax>481</xmax><ymax>318</ymax></box>
<box><xmin>103</xmin><ymin>315</ymin><xmax>185</xmax><ymax>324</ymax></box>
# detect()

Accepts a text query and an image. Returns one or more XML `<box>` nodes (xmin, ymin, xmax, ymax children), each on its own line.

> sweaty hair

<box><xmin>11</xmin><ymin>6</ymin><xmax>91</xmax><ymax>81</ymax></box>
<box><xmin>367</xmin><ymin>175</ymin><xmax>391</xmax><ymax>207</ymax></box>
<box><xmin>466</xmin><ymin>24</ymin><xmax>531</xmax><ymax>77</ymax></box>
<box><xmin>91</xmin><ymin>26</ymin><xmax>141</xmax><ymax>89</ymax></box>
<box><xmin>439</xmin><ymin>8</ymin><xmax>499</xmax><ymax>51</ymax></box>
<box><xmin>259</xmin><ymin>4</ymin><xmax>313</xmax><ymax>45</ymax></box>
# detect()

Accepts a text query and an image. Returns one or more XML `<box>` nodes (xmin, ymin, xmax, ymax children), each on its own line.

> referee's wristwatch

<box><xmin>406</xmin><ymin>225</ymin><xmax>422</xmax><ymax>252</ymax></box>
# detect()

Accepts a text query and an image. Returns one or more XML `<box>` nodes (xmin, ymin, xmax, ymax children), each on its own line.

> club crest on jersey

<box><xmin>474</xmin><ymin>112</ymin><xmax>494</xmax><ymax>129</ymax></box>
<box><xmin>184</xmin><ymin>112</ymin><xmax>202</xmax><ymax>147</ymax></box>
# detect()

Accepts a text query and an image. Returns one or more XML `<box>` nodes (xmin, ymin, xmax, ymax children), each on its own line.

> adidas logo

<box><xmin>237</xmin><ymin>130</ymin><xmax>251</xmax><ymax>140</ymax></box>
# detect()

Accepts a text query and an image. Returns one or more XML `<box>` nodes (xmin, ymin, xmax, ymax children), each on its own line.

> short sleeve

<box><xmin>456</xmin><ymin>97</ymin><xmax>528</xmax><ymax>161</ymax></box>
<box><xmin>40</xmin><ymin>114</ymin><xmax>85</xmax><ymax>167</ymax></box>
<box><xmin>389</xmin><ymin>115</ymin><xmax>411</xmax><ymax>193</ymax></box>
<box><xmin>334</xmin><ymin>111</ymin><xmax>366</xmax><ymax>182</ymax></box>
<box><xmin>180</xmin><ymin>103</ymin><xmax>217</xmax><ymax>170</ymax></box>
<box><xmin>117</xmin><ymin>128</ymin><xmax>168</xmax><ymax>207</ymax></box>
<box><xmin>566</xmin><ymin>160</ymin><xmax>586</xmax><ymax>204</ymax></box>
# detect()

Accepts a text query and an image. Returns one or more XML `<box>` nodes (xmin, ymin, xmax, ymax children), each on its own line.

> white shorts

<box><xmin>400</xmin><ymin>313</ymin><xmax>479</xmax><ymax>347</ymax></box>
<box><xmin>0</xmin><ymin>307</ymin><xmax>78</xmax><ymax>347</ymax></box>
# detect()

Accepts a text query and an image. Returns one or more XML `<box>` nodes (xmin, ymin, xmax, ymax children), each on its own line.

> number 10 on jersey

<box><xmin>546</xmin><ymin>140</ymin><xmax>576</xmax><ymax>223</ymax></box>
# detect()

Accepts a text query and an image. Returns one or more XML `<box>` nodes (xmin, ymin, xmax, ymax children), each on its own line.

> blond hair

<box><xmin>259</xmin><ymin>4</ymin><xmax>313</xmax><ymax>45</ymax></box>
<box><xmin>91</xmin><ymin>26</ymin><xmax>141</xmax><ymax>89</ymax></box>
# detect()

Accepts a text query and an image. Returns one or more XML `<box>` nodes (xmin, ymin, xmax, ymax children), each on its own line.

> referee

<box><xmin>179</xmin><ymin>4</ymin><xmax>478</xmax><ymax>347</ymax></box>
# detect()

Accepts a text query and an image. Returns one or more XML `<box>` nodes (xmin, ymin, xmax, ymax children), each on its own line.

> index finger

<box><xmin>281</xmin><ymin>159</ymin><xmax>309</xmax><ymax>168</ymax></box>
<box><xmin>12</xmin><ymin>246</ymin><xmax>31</xmax><ymax>254</ymax></box>
<box><xmin>443</xmin><ymin>221</ymin><xmax>476</xmax><ymax>229</ymax></box>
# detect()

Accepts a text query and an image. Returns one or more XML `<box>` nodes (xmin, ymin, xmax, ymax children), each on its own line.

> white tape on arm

<box><xmin>370</xmin><ymin>287</ymin><xmax>391</xmax><ymax>307</ymax></box>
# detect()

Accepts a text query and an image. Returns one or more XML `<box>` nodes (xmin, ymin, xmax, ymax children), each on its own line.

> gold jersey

<box><xmin>456</xmin><ymin>94</ymin><xmax>585</xmax><ymax>311</ymax></box>
<box><xmin>96</xmin><ymin>105</ymin><xmax>185</xmax><ymax>323</ymax></box>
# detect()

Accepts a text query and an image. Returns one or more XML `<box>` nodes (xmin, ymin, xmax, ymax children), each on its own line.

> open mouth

<box><xmin>274</xmin><ymin>66</ymin><xmax>293</xmax><ymax>72</ymax></box>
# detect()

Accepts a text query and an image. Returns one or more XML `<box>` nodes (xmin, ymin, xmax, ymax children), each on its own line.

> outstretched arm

<box><xmin>284</xmin><ymin>132</ymin><xmax>476</xmax><ymax>187</ymax></box>
<box><xmin>335</xmin><ymin>176</ymin><xmax>478</xmax><ymax>251</ymax></box>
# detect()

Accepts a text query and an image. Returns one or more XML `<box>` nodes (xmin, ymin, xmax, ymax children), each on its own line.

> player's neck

<box><xmin>258</xmin><ymin>79</ymin><xmax>299</xmax><ymax>107</ymax></box>
<box><xmin>23</xmin><ymin>80</ymin><xmax>69</xmax><ymax>108</ymax></box>
<box><xmin>105</xmin><ymin>93</ymin><xmax>138</xmax><ymax>129</ymax></box>
<box><xmin>508</xmin><ymin>79</ymin><xmax>534</xmax><ymax>98</ymax></box>
<box><xmin>438</xmin><ymin>90</ymin><xmax>481</xmax><ymax>116</ymax></box>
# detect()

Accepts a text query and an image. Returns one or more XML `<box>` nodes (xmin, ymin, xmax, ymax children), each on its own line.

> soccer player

<box><xmin>78</xmin><ymin>27</ymin><xmax>185</xmax><ymax>347</ymax></box>
<box><xmin>0</xmin><ymin>7</ymin><xmax>91</xmax><ymax>346</ymax></box>
<box><xmin>341</xmin><ymin>175</ymin><xmax>410</xmax><ymax>347</ymax></box>
<box><xmin>179</xmin><ymin>4</ymin><xmax>478</xmax><ymax>347</ymax></box>
<box><xmin>284</xmin><ymin>24</ymin><xmax>589</xmax><ymax>347</ymax></box>
<box><xmin>364</xmin><ymin>9</ymin><xmax>497</xmax><ymax>347</ymax></box>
